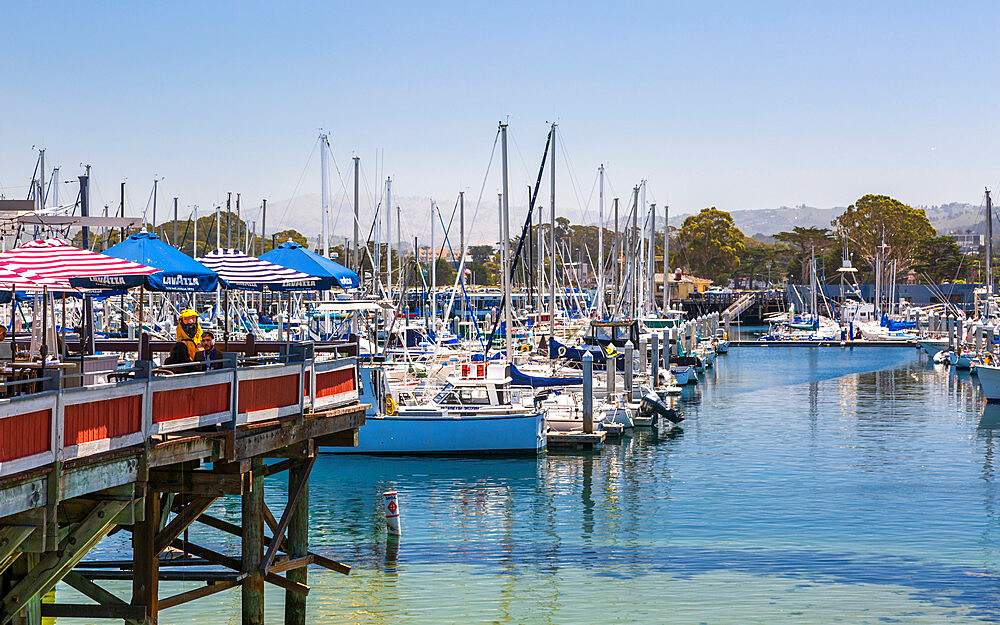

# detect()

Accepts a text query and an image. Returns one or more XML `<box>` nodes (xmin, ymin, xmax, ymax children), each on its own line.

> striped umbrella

<box><xmin>0</xmin><ymin>262</ymin><xmax>75</xmax><ymax>291</ymax></box>
<box><xmin>0</xmin><ymin>238</ymin><xmax>161</xmax><ymax>288</ymax></box>
<box><xmin>197</xmin><ymin>249</ymin><xmax>319</xmax><ymax>291</ymax></box>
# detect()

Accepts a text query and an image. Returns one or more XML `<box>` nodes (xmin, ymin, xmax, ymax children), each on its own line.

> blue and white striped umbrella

<box><xmin>197</xmin><ymin>249</ymin><xmax>320</xmax><ymax>291</ymax></box>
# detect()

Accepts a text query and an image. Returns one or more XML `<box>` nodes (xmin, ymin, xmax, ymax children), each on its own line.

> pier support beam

<box><xmin>242</xmin><ymin>459</ymin><xmax>265</xmax><ymax>625</ymax></box>
<box><xmin>132</xmin><ymin>493</ymin><xmax>160</xmax><ymax>625</ymax></box>
<box><xmin>284</xmin><ymin>458</ymin><xmax>310</xmax><ymax>625</ymax></box>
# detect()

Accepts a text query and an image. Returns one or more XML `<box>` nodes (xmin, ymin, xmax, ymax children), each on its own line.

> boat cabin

<box><xmin>584</xmin><ymin>320</ymin><xmax>640</xmax><ymax>348</ymax></box>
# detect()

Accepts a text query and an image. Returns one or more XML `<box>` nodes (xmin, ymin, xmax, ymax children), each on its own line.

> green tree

<box><xmin>831</xmin><ymin>194</ymin><xmax>935</xmax><ymax>272</ymax></box>
<box><xmin>677</xmin><ymin>207</ymin><xmax>745</xmax><ymax>283</ymax></box>
<box><xmin>774</xmin><ymin>226</ymin><xmax>837</xmax><ymax>284</ymax></box>
<box><xmin>912</xmin><ymin>236</ymin><xmax>966</xmax><ymax>283</ymax></box>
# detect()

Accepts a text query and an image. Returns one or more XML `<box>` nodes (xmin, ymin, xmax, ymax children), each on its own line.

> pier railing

<box><xmin>0</xmin><ymin>351</ymin><xmax>359</xmax><ymax>481</ymax></box>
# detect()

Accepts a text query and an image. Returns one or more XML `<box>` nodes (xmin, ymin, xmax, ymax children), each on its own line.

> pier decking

<box><xmin>0</xmin><ymin>341</ymin><xmax>366</xmax><ymax>625</ymax></box>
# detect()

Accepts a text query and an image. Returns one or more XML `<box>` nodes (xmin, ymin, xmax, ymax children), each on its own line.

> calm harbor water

<box><xmin>61</xmin><ymin>343</ymin><xmax>1000</xmax><ymax>623</ymax></box>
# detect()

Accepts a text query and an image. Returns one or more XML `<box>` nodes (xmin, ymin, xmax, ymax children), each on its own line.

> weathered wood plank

<box><xmin>0</xmin><ymin>500</ymin><xmax>128</xmax><ymax>625</ymax></box>
<box><xmin>40</xmin><ymin>603</ymin><xmax>147</xmax><ymax>620</ymax></box>
<box><xmin>149</xmin><ymin>470</ymin><xmax>247</xmax><ymax>497</ymax></box>
<box><xmin>158</xmin><ymin>580</ymin><xmax>241</xmax><ymax>611</ymax></box>
<box><xmin>62</xmin><ymin>572</ymin><xmax>139</xmax><ymax>625</ymax></box>
<box><xmin>153</xmin><ymin>496</ymin><xmax>216</xmax><ymax>556</ymax></box>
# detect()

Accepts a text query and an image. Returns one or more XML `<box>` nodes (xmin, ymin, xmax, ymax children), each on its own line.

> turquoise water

<box><xmin>61</xmin><ymin>345</ymin><xmax>1000</xmax><ymax>623</ymax></box>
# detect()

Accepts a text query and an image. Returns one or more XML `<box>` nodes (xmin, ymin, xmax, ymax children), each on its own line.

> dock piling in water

<box><xmin>583</xmin><ymin>351</ymin><xmax>594</xmax><ymax>434</ymax></box>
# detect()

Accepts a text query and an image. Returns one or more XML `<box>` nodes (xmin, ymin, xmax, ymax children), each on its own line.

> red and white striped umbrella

<box><xmin>0</xmin><ymin>262</ymin><xmax>74</xmax><ymax>291</ymax></box>
<box><xmin>0</xmin><ymin>238</ymin><xmax>161</xmax><ymax>288</ymax></box>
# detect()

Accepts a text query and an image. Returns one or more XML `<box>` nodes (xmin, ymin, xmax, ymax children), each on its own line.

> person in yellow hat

<box><xmin>177</xmin><ymin>309</ymin><xmax>203</xmax><ymax>360</ymax></box>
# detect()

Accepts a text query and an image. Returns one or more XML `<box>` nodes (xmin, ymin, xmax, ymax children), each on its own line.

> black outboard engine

<box><xmin>639</xmin><ymin>390</ymin><xmax>684</xmax><ymax>425</ymax></box>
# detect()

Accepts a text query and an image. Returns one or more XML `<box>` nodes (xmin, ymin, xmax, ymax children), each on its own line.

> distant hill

<box><xmin>669</xmin><ymin>202</ymin><xmax>987</xmax><ymax>237</ymax></box>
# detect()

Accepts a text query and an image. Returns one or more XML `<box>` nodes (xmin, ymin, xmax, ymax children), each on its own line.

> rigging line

<box><xmin>556</xmin><ymin>130</ymin><xmax>592</xmax><ymax>222</ymax></box>
<box><xmin>483</xmin><ymin>128</ymin><xmax>552</xmax><ymax>358</ymax></box>
<box><xmin>441</xmin><ymin>128</ymin><xmax>501</xmax><ymax>323</ymax></box>
<box><xmin>579</xmin><ymin>170</ymin><xmax>599</xmax><ymax>225</ymax></box>
<box><xmin>274</xmin><ymin>138</ymin><xmax>319</xmax><ymax>232</ymax></box>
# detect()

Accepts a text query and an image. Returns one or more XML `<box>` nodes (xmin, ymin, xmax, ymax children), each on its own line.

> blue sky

<box><xmin>2</xmin><ymin>1</ymin><xmax>999</xmax><ymax>239</ymax></box>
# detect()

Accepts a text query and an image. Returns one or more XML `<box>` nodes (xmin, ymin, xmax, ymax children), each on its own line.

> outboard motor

<box><xmin>639</xmin><ymin>390</ymin><xmax>684</xmax><ymax>425</ymax></box>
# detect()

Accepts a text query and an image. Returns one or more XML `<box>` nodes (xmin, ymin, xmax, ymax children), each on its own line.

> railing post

<box><xmin>224</xmin><ymin>352</ymin><xmax>239</xmax><ymax>429</ymax></box>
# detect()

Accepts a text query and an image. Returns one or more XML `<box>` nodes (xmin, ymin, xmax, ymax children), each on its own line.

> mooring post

<box><xmin>285</xmin><ymin>458</ymin><xmax>310</xmax><ymax>625</ymax></box>
<box><xmin>243</xmin><ymin>458</ymin><xmax>265</xmax><ymax>625</ymax></box>
<box><xmin>624</xmin><ymin>341</ymin><xmax>634</xmax><ymax>401</ymax></box>
<box><xmin>914</xmin><ymin>310</ymin><xmax>921</xmax><ymax>336</ymax></box>
<box><xmin>582</xmin><ymin>351</ymin><xmax>593</xmax><ymax>434</ymax></box>
<box><xmin>957</xmin><ymin>317</ymin><xmax>964</xmax><ymax>354</ymax></box>
<box><xmin>947</xmin><ymin>315</ymin><xmax>955</xmax><ymax>351</ymax></box>
<box><xmin>989</xmin><ymin>326</ymin><xmax>996</xmax><ymax>355</ymax></box>
<box><xmin>132</xmin><ymin>489</ymin><xmax>161</xmax><ymax>625</ymax></box>
<box><xmin>651</xmin><ymin>333</ymin><xmax>660</xmax><ymax>386</ymax></box>
<box><xmin>607</xmin><ymin>352</ymin><xmax>616</xmax><ymax>395</ymax></box>
<box><xmin>638</xmin><ymin>337</ymin><xmax>647</xmax><ymax>377</ymax></box>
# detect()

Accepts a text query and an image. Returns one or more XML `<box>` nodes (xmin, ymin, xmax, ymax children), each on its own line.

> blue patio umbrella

<box><xmin>81</xmin><ymin>232</ymin><xmax>219</xmax><ymax>292</ymax></box>
<box><xmin>259</xmin><ymin>241</ymin><xmax>360</xmax><ymax>290</ymax></box>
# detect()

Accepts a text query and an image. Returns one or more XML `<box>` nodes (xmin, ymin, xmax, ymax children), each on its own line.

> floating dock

<box><xmin>0</xmin><ymin>341</ymin><xmax>365</xmax><ymax>625</ymax></box>
<box><xmin>546</xmin><ymin>431</ymin><xmax>606</xmax><ymax>451</ymax></box>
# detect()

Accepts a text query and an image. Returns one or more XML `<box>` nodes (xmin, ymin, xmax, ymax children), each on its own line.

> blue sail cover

<box><xmin>95</xmin><ymin>233</ymin><xmax>219</xmax><ymax>292</ymax></box>
<box><xmin>259</xmin><ymin>242</ymin><xmax>360</xmax><ymax>289</ymax></box>
<box><xmin>510</xmin><ymin>364</ymin><xmax>583</xmax><ymax>388</ymax></box>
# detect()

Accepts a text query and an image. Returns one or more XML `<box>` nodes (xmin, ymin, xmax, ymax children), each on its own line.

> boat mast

<box><xmin>597</xmin><ymin>164</ymin><xmax>605</xmax><ymax>320</ymax></box>
<box><xmin>639</xmin><ymin>180</ymin><xmax>647</xmax><ymax>315</ymax></box>
<box><xmin>663</xmin><ymin>203</ymin><xmax>670</xmax><ymax>313</ymax></box>
<box><xmin>549</xmin><ymin>122</ymin><xmax>557</xmax><ymax>346</ymax></box>
<box><xmin>353</xmin><ymin>156</ymin><xmax>360</xmax><ymax>270</ymax></box>
<box><xmin>430</xmin><ymin>199</ymin><xmax>437</xmax><ymax>328</ymax></box>
<box><xmin>648</xmin><ymin>203</ymin><xmax>656</xmax><ymax>315</ymax></box>
<box><xmin>319</xmin><ymin>131</ymin><xmax>329</xmax><ymax>256</ymax></box>
<box><xmin>501</xmin><ymin>123</ymin><xmax>513</xmax><ymax>363</ymax></box>
<box><xmin>385</xmin><ymin>177</ymin><xmax>392</xmax><ymax>300</ymax></box>
<box><xmin>631</xmin><ymin>185</ymin><xmax>639</xmax><ymax>318</ymax></box>
<box><xmin>613</xmin><ymin>197</ymin><xmax>620</xmax><ymax>310</ymax></box>
<box><xmin>987</xmin><ymin>188</ymin><xmax>993</xmax><ymax>297</ymax></box>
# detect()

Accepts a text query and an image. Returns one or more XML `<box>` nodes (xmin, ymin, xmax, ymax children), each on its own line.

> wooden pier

<box><xmin>0</xmin><ymin>342</ymin><xmax>365</xmax><ymax>625</ymax></box>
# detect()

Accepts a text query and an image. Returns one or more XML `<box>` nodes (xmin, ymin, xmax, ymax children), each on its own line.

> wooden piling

<box><xmin>242</xmin><ymin>459</ymin><xmax>265</xmax><ymax>625</ymax></box>
<box><xmin>132</xmin><ymin>490</ymin><xmax>160</xmax><ymax>625</ymax></box>
<box><xmin>285</xmin><ymin>459</ymin><xmax>310</xmax><ymax>625</ymax></box>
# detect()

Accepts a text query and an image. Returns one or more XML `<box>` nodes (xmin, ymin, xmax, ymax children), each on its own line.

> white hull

<box><xmin>978</xmin><ymin>363</ymin><xmax>1000</xmax><ymax>401</ymax></box>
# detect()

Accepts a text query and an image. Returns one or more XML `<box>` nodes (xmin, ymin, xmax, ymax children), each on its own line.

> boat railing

<box><xmin>0</xmin><ymin>345</ymin><xmax>360</xmax><ymax>482</ymax></box>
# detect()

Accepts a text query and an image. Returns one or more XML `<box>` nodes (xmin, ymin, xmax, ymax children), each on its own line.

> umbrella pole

<box><xmin>61</xmin><ymin>292</ymin><xmax>66</xmax><ymax>359</ymax></box>
<box><xmin>224</xmin><ymin>289</ymin><xmax>230</xmax><ymax>350</ymax></box>
<box><xmin>138</xmin><ymin>283</ymin><xmax>145</xmax><ymax>360</ymax></box>
<box><xmin>40</xmin><ymin>287</ymin><xmax>48</xmax><ymax>381</ymax></box>
<box><xmin>10</xmin><ymin>286</ymin><xmax>15</xmax><ymax>358</ymax></box>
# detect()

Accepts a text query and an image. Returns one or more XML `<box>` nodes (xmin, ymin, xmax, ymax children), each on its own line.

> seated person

<box><xmin>194</xmin><ymin>331</ymin><xmax>224</xmax><ymax>371</ymax></box>
<box><xmin>163</xmin><ymin>340</ymin><xmax>198</xmax><ymax>373</ymax></box>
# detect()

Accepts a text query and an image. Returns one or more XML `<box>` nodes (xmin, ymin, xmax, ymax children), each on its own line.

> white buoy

<box><xmin>384</xmin><ymin>491</ymin><xmax>401</xmax><ymax>537</ymax></box>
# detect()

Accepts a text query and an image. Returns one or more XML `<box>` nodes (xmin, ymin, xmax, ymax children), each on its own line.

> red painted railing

<box><xmin>0</xmin><ymin>355</ymin><xmax>359</xmax><ymax>478</ymax></box>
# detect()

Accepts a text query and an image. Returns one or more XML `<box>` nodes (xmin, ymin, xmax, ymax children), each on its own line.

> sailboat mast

<box><xmin>385</xmin><ymin>177</ymin><xmax>392</xmax><ymax>300</ymax></box>
<box><xmin>987</xmin><ymin>188</ymin><xmax>993</xmax><ymax>297</ymax></box>
<box><xmin>631</xmin><ymin>186</ymin><xmax>639</xmax><ymax>318</ymax></box>
<box><xmin>663</xmin><ymin>204</ymin><xmax>670</xmax><ymax>313</ymax></box>
<box><xmin>501</xmin><ymin>124</ymin><xmax>513</xmax><ymax>363</ymax></box>
<box><xmin>320</xmin><ymin>131</ymin><xmax>329</xmax><ymax>256</ymax></box>
<box><xmin>597</xmin><ymin>165</ymin><xmax>605</xmax><ymax>320</ymax></box>
<box><xmin>430</xmin><ymin>200</ymin><xmax>437</xmax><ymax>327</ymax></box>
<box><xmin>549</xmin><ymin>123</ymin><xmax>557</xmax><ymax>345</ymax></box>
<box><xmin>613</xmin><ymin>198</ymin><xmax>620</xmax><ymax>308</ymax></box>
<box><xmin>649</xmin><ymin>203</ymin><xmax>656</xmax><ymax>315</ymax></box>
<box><xmin>353</xmin><ymin>157</ymin><xmax>360</xmax><ymax>270</ymax></box>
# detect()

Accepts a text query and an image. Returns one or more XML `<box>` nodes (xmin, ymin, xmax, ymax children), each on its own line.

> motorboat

<box><xmin>329</xmin><ymin>362</ymin><xmax>546</xmax><ymax>455</ymax></box>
